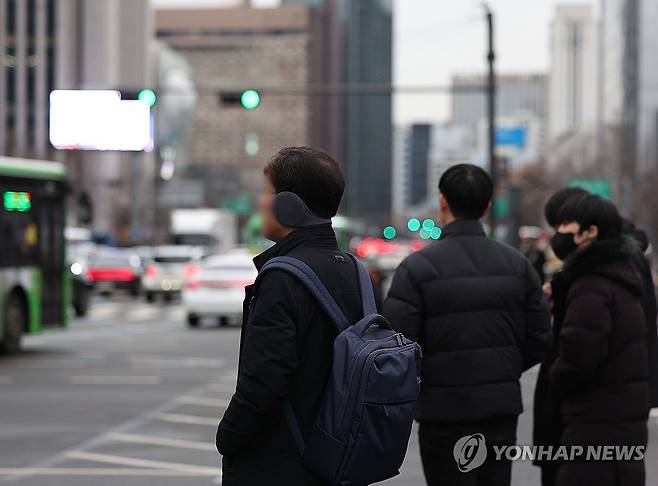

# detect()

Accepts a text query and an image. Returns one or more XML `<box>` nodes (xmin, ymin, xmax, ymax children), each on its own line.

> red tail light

<box><xmin>146</xmin><ymin>264</ymin><xmax>158</xmax><ymax>277</ymax></box>
<box><xmin>88</xmin><ymin>267</ymin><xmax>136</xmax><ymax>282</ymax></box>
<box><xmin>184</xmin><ymin>264</ymin><xmax>200</xmax><ymax>279</ymax></box>
<box><xmin>186</xmin><ymin>280</ymin><xmax>202</xmax><ymax>290</ymax></box>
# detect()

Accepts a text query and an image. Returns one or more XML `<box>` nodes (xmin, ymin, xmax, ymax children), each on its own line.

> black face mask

<box><xmin>551</xmin><ymin>232</ymin><xmax>578</xmax><ymax>261</ymax></box>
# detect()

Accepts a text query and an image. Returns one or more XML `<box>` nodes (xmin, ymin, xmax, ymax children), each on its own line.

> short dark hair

<box><xmin>438</xmin><ymin>164</ymin><xmax>493</xmax><ymax>219</ymax></box>
<box><xmin>544</xmin><ymin>187</ymin><xmax>588</xmax><ymax>227</ymax></box>
<box><xmin>557</xmin><ymin>194</ymin><xmax>622</xmax><ymax>240</ymax></box>
<box><xmin>264</xmin><ymin>146</ymin><xmax>345</xmax><ymax>219</ymax></box>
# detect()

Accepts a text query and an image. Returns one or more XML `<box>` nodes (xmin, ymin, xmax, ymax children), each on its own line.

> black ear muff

<box><xmin>272</xmin><ymin>191</ymin><xmax>331</xmax><ymax>227</ymax></box>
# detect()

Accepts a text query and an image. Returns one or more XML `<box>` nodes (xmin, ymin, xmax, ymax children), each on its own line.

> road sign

<box><xmin>495</xmin><ymin>127</ymin><xmax>526</xmax><ymax>148</ymax></box>
<box><xmin>567</xmin><ymin>178</ymin><xmax>612</xmax><ymax>199</ymax></box>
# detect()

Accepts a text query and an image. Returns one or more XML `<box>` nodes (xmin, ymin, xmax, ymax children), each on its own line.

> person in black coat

<box><xmin>546</xmin><ymin>195</ymin><xmax>649</xmax><ymax>486</ymax></box>
<box><xmin>534</xmin><ymin>190</ymin><xmax>657</xmax><ymax>486</ymax></box>
<box><xmin>216</xmin><ymin>147</ymin><xmax>377</xmax><ymax>486</ymax></box>
<box><xmin>383</xmin><ymin>164</ymin><xmax>551</xmax><ymax>486</ymax></box>
<box><xmin>622</xmin><ymin>218</ymin><xmax>658</xmax><ymax>409</ymax></box>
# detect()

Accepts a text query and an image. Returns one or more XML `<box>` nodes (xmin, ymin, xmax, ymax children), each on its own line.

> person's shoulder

<box><xmin>487</xmin><ymin>238</ymin><xmax>534</xmax><ymax>269</ymax></box>
<box><xmin>256</xmin><ymin>267</ymin><xmax>300</xmax><ymax>293</ymax></box>
<box><xmin>402</xmin><ymin>241</ymin><xmax>446</xmax><ymax>268</ymax></box>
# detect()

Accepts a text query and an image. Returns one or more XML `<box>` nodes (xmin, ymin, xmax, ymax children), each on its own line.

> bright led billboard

<box><xmin>49</xmin><ymin>90</ymin><xmax>153</xmax><ymax>152</ymax></box>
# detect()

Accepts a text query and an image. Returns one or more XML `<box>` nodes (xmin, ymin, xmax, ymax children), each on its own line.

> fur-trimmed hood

<box><xmin>561</xmin><ymin>236</ymin><xmax>643</xmax><ymax>296</ymax></box>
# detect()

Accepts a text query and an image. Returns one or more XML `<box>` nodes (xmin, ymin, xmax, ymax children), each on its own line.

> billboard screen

<box><xmin>49</xmin><ymin>90</ymin><xmax>153</xmax><ymax>152</ymax></box>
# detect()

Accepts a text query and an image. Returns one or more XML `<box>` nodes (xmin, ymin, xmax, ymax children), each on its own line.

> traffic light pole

<box><xmin>485</xmin><ymin>5</ymin><xmax>497</xmax><ymax>235</ymax></box>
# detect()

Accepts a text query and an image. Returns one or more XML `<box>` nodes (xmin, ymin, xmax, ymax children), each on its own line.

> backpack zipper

<box><xmin>335</xmin><ymin>335</ymin><xmax>398</xmax><ymax>435</ymax></box>
<box><xmin>336</xmin><ymin>336</ymin><xmax>407</xmax><ymax>436</ymax></box>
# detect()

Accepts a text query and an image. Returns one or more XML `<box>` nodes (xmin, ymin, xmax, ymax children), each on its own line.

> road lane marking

<box><xmin>17</xmin><ymin>359</ymin><xmax>88</xmax><ymax>370</ymax></box>
<box><xmin>2</xmin><ymin>380</ymin><xmax>227</xmax><ymax>482</ymax></box>
<box><xmin>0</xmin><ymin>376</ymin><xmax>12</xmax><ymax>385</ymax></box>
<box><xmin>107</xmin><ymin>432</ymin><xmax>216</xmax><ymax>451</ymax></box>
<box><xmin>124</xmin><ymin>307</ymin><xmax>160</xmax><ymax>322</ymax></box>
<box><xmin>209</xmin><ymin>383</ymin><xmax>235</xmax><ymax>393</ymax></box>
<box><xmin>129</xmin><ymin>355</ymin><xmax>224</xmax><ymax>369</ymax></box>
<box><xmin>65</xmin><ymin>451</ymin><xmax>219</xmax><ymax>475</ymax></box>
<box><xmin>0</xmin><ymin>467</ymin><xmax>216</xmax><ymax>477</ymax></box>
<box><xmin>152</xmin><ymin>412</ymin><xmax>218</xmax><ymax>425</ymax></box>
<box><xmin>71</xmin><ymin>375</ymin><xmax>161</xmax><ymax>385</ymax></box>
<box><xmin>176</xmin><ymin>396</ymin><xmax>229</xmax><ymax>407</ymax></box>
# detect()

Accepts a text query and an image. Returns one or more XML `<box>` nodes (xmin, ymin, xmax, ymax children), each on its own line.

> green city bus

<box><xmin>0</xmin><ymin>157</ymin><xmax>69</xmax><ymax>352</ymax></box>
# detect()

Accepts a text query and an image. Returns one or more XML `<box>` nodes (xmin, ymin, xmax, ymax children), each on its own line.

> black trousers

<box><xmin>556</xmin><ymin>461</ymin><xmax>645</xmax><ymax>486</ymax></box>
<box><xmin>418</xmin><ymin>417</ymin><xmax>518</xmax><ymax>486</ymax></box>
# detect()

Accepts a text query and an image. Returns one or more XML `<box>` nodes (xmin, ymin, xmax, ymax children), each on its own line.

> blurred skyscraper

<box><xmin>392</xmin><ymin>123</ymin><xmax>473</xmax><ymax>221</ymax></box>
<box><xmin>284</xmin><ymin>0</ymin><xmax>393</xmax><ymax>222</ymax></box>
<box><xmin>548</xmin><ymin>4</ymin><xmax>600</xmax><ymax>141</ymax></box>
<box><xmin>451</xmin><ymin>73</ymin><xmax>548</xmax><ymax>152</ymax></box>
<box><xmin>601</xmin><ymin>0</ymin><xmax>658</xmax><ymax>175</ymax></box>
<box><xmin>341</xmin><ymin>0</ymin><xmax>393</xmax><ymax>222</ymax></box>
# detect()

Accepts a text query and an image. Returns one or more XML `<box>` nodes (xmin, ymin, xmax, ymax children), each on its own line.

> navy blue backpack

<box><xmin>258</xmin><ymin>254</ymin><xmax>422</xmax><ymax>486</ymax></box>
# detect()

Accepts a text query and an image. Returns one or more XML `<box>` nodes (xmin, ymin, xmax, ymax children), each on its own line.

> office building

<box><xmin>548</xmin><ymin>4</ymin><xmax>600</xmax><ymax>140</ymax></box>
<box><xmin>451</xmin><ymin>73</ymin><xmax>548</xmax><ymax>153</ymax></box>
<box><xmin>341</xmin><ymin>0</ymin><xmax>393</xmax><ymax>221</ymax></box>
<box><xmin>155</xmin><ymin>5</ymin><xmax>318</xmax><ymax>206</ymax></box>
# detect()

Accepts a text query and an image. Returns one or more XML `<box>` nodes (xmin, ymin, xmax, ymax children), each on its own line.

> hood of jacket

<box><xmin>561</xmin><ymin>236</ymin><xmax>643</xmax><ymax>297</ymax></box>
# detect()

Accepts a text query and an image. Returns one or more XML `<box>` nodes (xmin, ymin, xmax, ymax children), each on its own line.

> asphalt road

<box><xmin>0</xmin><ymin>296</ymin><xmax>656</xmax><ymax>485</ymax></box>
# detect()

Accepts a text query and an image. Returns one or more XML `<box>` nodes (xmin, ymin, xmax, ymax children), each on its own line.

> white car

<box><xmin>142</xmin><ymin>245</ymin><xmax>204</xmax><ymax>302</ymax></box>
<box><xmin>182</xmin><ymin>251</ymin><xmax>257</xmax><ymax>327</ymax></box>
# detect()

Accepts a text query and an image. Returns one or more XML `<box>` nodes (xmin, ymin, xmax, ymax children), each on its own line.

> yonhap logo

<box><xmin>453</xmin><ymin>433</ymin><xmax>487</xmax><ymax>472</ymax></box>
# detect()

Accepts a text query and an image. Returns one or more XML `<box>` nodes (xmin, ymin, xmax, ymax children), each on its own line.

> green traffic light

<box><xmin>137</xmin><ymin>88</ymin><xmax>157</xmax><ymax>107</ymax></box>
<box><xmin>383</xmin><ymin>226</ymin><xmax>397</xmax><ymax>239</ymax></box>
<box><xmin>241</xmin><ymin>89</ymin><xmax>261</xmax><ymax>110</ymax></box>
<box><xmin>422</xmin><ymin>218</ymin><xmax>435</xmax><ymax>230</ymax></box>
<box><xmin>430</xmin><ymin>227</ymin><xmax>442</xmax><ymax>240</ymax></box>
<box><xmin>419</xmin><ymin>228</ymin><xmax>431</xmax><ymax>240</ymax></box>
<box><xmin>407</xmin><ymin>218</ymin><xmax>421</xmax><ymax>232</ymax></box>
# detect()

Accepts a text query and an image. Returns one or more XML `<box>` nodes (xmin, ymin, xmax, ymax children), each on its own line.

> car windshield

<box><xmin>91</xmin><ymin>255</ymin><xmax>134</xmax><ymax>267</ymax></box>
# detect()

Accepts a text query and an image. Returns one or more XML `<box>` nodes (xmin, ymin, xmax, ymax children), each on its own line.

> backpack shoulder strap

<box><xmin>259</xmin><ymin>256</ymin><xmax>350</xmax><ymax>333</ymax></box>
<box><xmin>346</xmin><ymin>253</ymin><xmax>378</xmax><ymax>316</ymax></box>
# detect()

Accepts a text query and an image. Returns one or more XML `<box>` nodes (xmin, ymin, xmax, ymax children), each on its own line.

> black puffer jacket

<box><xmin>383</xmin><ymin>219</ymin><xmax>551</xmax><ymax>423</ymax></box>
<box><xmin>549</xmin><ymin>238</ymin><xmax>649</xmax><ymax>448</ymax></box>
<box><xmin>216</xmin><ymin>224</ymin><xmax>379</xmax><ymax>486</ymax></box>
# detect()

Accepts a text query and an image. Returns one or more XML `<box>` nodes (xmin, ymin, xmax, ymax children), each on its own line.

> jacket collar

<box><xmin>253</xmin><ymin>223</ymin><xmax>338</xmax><ymax>271</ymax></box>
<box><xmin>441</xmin><ymin>218</ymin><xmax>486</xmax><ymax>239</ymax></box>
<box><xmin>560</xmin><ymin>236</ymin><xmax>642</xmax><ymax>296</ymax></box>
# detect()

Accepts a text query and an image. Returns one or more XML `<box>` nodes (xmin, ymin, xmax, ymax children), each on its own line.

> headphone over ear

<box><xmin>272</xmin><ymin>191</ymin><xmax>331</xmax><ymax>228</ymax></box>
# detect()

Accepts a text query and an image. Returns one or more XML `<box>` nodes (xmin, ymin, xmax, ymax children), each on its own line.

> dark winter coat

<box><xmin>383</xmin><ymin>218</ymin><xmax>551</xmax><ymax>423</ymax></box>
<box><xmin>534</xmin><ymin>233</ymin><xmax>656</xmax><ymax>479</ymax></box>
<box><xmin>548</xmin><ymin>238</ymin><xmax>649</xmax><ymax>449</ymax></box>
<box><xmin>216</xmin><ymin>224</ymin><xmax>379</xmax><ymax>486</ymax></box>
<box><xmin>627</xmin><ymin>237</ymin><xmax>658</xmax><ymax>408</ymax></box>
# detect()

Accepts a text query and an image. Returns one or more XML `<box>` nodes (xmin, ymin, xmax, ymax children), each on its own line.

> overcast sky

<box><xmin>152</xmin><ymin>0</ymin><xmax>594</xmax><ymax>123</ymax></box>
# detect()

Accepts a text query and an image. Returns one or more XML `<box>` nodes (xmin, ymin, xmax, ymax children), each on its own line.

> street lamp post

<box><xmin>485</xmin><ymin>4</ymin><xmax>497</xmax><ymax>234</ymax></box>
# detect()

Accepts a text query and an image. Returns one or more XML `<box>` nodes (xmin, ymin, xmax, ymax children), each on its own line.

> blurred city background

<box><xmin>0</xmin><ymin>0</ymin><xmax>657</xmax><ymax>485</ymax></box>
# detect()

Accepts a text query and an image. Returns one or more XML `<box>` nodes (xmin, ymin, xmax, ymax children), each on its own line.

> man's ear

<box><xmin>586</xmin><ymin>224</ymin><xmax>599</xmax><ymax>240</ymax></box>
<box><xmin>439</xmin><ymin>194</ymin><xmax>449</xmax><ymax>212</ymax></box>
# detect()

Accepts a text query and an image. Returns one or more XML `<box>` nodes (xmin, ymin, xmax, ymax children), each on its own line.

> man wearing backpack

<box><xmin>384</xmin><ymin>164</ymin><xmax>551</xmax><ymax>486</ymax></box>
<box><xmin>216</xmin><ymin>147</ymin><xmax>392</xmax><ymax>486</ymax></box>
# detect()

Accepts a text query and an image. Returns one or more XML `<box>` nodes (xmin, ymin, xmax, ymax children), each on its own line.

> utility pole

<box><xmin>485</xmin><ymin>4</ymin><xmax>497</xmax><ymax>235</ymax></box>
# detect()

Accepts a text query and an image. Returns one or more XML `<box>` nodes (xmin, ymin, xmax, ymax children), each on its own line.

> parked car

<box><xmin>86</xmin><ymin>248</ymin><xmax>143</xmax><ymax>297</ymax></box>
<box><xmin>182</xmin><ymin>250</ymin><xmax>256</xmax><ymax>327</ymax></box>
<box><xmin>142</xmin><ymin>245</ymin><xmax>203</xmax><ymax>303</ymax></box>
